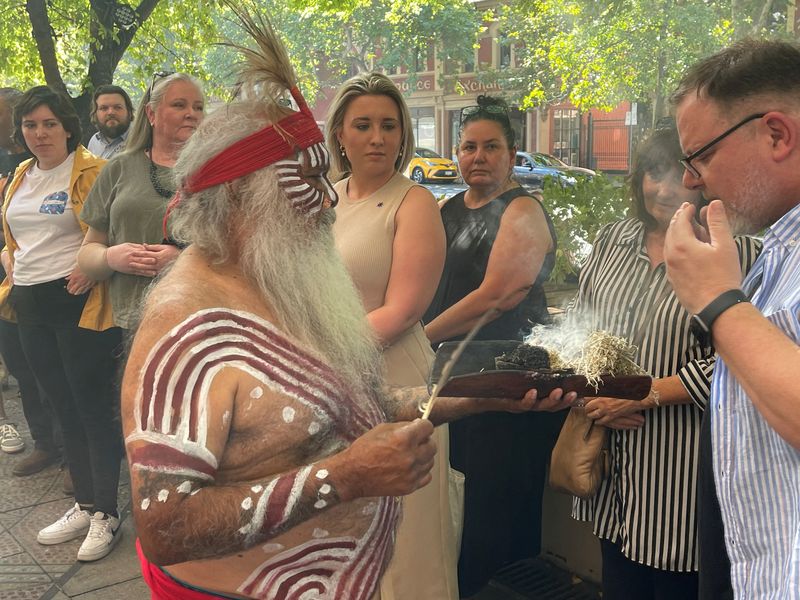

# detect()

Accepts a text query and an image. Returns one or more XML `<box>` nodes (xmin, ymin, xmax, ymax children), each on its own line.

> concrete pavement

<box><xmin>0</xmin><ymin>383</ymin><xmax>147</xmax><ymax>600</ymax></box>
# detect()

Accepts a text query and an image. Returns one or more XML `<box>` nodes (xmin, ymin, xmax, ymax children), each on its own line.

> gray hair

<box><xmin>325</xmin><ymin>72</ymin><xmax>415</xmax><ymax>178</ymax></box>
<box><xmin>170</xmin><ymin>102</ymin><xmax>382</xmax><ymax>390</ymax></box>
<box><xmin>0</xmin><ymin>88</ymin><xmax>23</xmax><ymax>104</ymax></box>
<box><xmin>171</xmin><ymin>102</ymin><xmax>269</xmax><ymax>262</ymax></box>
<box><xmin>125</xmin><ymin>73</ymin><xmax>204</xmax><ymax>154</ymax></box>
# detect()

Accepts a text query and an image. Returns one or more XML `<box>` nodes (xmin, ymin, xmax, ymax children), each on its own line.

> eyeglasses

<box><xmin>460</xmin><ymin>104</ymin><xmax>510</xmax><ymax>124</ymax></box>
<box><xmin>679</xmin><ymin>112</ymin><xmax>766</xmax><ymax>178</ymax></box>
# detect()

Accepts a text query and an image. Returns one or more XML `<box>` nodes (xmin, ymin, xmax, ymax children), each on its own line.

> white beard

<box><xmin>238</xmin><ymin>173</ymin><xmax>382</xmax><ymax>394</ymax></box>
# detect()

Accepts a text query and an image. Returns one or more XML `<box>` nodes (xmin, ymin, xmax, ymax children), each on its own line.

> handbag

<box><xmin>548</xmin><ymin>282</ymin><xmax>670</xmax><ymax>498</ymax></box>
<box><xmin>548</xmin><ymin>406</ymin><xmax>609</xmax><ymax>498</ymax></box>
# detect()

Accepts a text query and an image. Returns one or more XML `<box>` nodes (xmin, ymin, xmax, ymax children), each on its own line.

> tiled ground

<box><xmin>0</xmin><ymin>384</ymin><xmax>146</xmax><ymax>600</ymax></box>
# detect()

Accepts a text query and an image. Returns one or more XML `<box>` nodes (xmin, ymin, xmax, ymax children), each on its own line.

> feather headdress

<box><xmin>181</xmin><ymin>2</ymin><xmax>324</xmax><ymax>195</ymax></box>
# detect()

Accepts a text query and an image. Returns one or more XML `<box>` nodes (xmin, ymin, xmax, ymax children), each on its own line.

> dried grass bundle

<box><xmin>570</xmin><ymin>330</ymin><xmax>644</xmax><ymax>389</ymax></box>
<box><xmin>530</xmin><ymin>327</ymin><xmax>644</xmax><ymax>390</ymax></box>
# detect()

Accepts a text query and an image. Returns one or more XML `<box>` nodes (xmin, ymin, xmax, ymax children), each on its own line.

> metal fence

<box><xmin>586</xmin><ymin>117</ymin><xmax>630</xmax><ymax>173</ymax></box>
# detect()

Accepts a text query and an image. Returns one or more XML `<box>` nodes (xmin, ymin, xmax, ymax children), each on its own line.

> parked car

<box><xmin>514</xmin><ymin>151</ymin><xmax>595</xmax><ymax>188</ymax></box>
<box><xmin>406</xmin><ymin>147</ymin><xmax>459</xmax><ymax>183</ymax></box>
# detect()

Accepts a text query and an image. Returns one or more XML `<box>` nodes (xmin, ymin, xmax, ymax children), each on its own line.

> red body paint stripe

<box><xmin>129</xmin><ymin>443</ymin><xmax>216</xmax><ymax>478</ymax></box>
<box><xmin>261</xmin><ymin>473</ymin><xmax>300</xmax><ymax>536</ymax></box>
<box><xmin>140</xmin><ymin>311</ymin><xmax>382</xmax><ymax>441</ymax></box>
<box><xmin>240</xmin><ymin>541</ymin><xmax>355</xmax><ymax>595</ymax></box>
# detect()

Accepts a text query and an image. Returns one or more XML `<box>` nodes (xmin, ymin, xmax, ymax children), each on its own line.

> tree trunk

<box><xmin>651</xmin><ymin>0</ymin><xmax>672</xmax><ymax>129</ymax></box>
<box><xmin>25</xmin><ymin>0</ymin><xmax>66</xmax><ymax>93</ymax></box>
<box><xmin>753</xmin><ymin>0</ymin><xmax>775</xmax><ymax>34</ymax></box>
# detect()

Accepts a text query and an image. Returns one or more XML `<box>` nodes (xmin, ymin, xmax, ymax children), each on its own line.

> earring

<box><xmin>399</xmin><ymin>145</ymin><xmax>404</xmax><ymax>155</ymax></box>
<box><xmin>339</xmin><ymin>145</ymin><xmax>346</xmax><ymax>157</ymax></box>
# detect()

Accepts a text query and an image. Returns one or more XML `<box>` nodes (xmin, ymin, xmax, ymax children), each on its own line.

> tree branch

<box><xmin>86</xmin><ymin>0</ymin><xmax>161</xmax><ymax>88</ymax></box>
<box><xmin>25</xmin><ymin>0</ymin><xmax>66</xmax><ymax>92</ymax></box>
<box><xmin>753</xmin><ymin>0</ymin><xmax>775</xmax><ymax>35</ymax></box>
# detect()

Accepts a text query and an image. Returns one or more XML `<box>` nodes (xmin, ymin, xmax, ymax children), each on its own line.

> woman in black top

<box><xmin>423</xmin><ymin>95</ymin><xmax>563</xmax><ymax>597</ymax></box>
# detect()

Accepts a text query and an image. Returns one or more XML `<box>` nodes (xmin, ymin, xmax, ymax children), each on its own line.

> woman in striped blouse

<box><xmin>569</xmin><ymin>127</ymin><xmax>760</xmax><ymax>599</ymax></box>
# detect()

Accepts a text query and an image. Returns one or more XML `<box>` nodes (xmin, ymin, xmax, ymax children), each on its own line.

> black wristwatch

<box><xmin>691</xmin><ymin>289</ymin><xmax>749</xmax><ymax>335</ymax></box>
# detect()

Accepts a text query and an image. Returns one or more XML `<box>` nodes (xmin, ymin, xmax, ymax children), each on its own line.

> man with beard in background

<box><xmin>87</xmin><ymin>85</ymin><xmax>133</xmax><ymax>159</ymax></box>
<box><xmin>122</xmin><ymin>9</ymin><xmax>573</xmax><ymax>600</ymax></box>
<box><xmin>665</xmin><ymin>39</ymin><xmax>800</xmax><ymax>600</ymax></box>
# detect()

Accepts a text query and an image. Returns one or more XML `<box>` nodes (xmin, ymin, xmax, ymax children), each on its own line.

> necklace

<box><xmin>149</xmin><ymin>154</ymin><xmax>174</xmax><ymax>198</ymax></box>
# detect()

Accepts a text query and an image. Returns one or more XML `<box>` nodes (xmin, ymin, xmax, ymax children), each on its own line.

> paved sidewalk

<box><xmin>0</xmin><ymin>384</ymin><xmax>147</xmax><ymax>600</ymax></box>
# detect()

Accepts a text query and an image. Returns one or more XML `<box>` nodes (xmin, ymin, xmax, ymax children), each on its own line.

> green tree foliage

<box><xmin>214</xmin><ymin>0</ymin><xmax>482</xmax><ymax>101</ymax></box>
<box><xmin>541</xmin><ymin>173</ymin><xmax>629</xmax><ymax>283</ymax></box>
<box><xmin>493</xmin><ymin>0</ymin><xmax>793</xmax><ymax>125</ymax></box>
<box><xmin>0</xmin><ymin>1</ymin><xmax>222</xmax><ymax>95</ymax></box>
<box><xmin>0</xmin><ymin>0</ymin><xmax>481</xmax><ymax>133</ymax></box>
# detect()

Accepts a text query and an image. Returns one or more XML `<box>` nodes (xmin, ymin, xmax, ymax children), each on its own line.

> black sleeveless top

<box><xmin>423</xmin><ymin>186</ymin><xmax>557</xmax><ymax>341</ymax></box>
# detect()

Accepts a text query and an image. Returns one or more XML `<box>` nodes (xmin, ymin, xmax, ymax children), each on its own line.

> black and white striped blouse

<box><xmin>569</xmin><ymin>217</ymin><xmax>761</xmax><ymax>572</ymax></box>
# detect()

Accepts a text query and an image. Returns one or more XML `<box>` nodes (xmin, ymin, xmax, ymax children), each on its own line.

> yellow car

<box><xmin>406</xmin><ymin>147</ymin><xmax>459</xmax><ymax>183</ymax></box>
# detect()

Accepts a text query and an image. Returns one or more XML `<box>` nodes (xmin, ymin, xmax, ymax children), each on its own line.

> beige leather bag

<box><xmin>548</xmin><ymin>406</ymin><xmax>609</xmax><ymax>499</ymax></box>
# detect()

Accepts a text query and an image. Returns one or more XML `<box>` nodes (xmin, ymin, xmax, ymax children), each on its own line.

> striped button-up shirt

<box><xmin>712</xmin><ymin>202</ymin><xmax>800</xmax><ymax>599</ymax></box>
<box><xmin>570</xmin><ymin>218</ymin><xmax>760</xmax><ymax>572</ymax></box>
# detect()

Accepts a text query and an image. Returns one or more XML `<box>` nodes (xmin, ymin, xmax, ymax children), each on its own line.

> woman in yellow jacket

<box><xmin>0</xmin><ymin>86</ymin><xmax>121</xmax><ymax>563</ymax></box>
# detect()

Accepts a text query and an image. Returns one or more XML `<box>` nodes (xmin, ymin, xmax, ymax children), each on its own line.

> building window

<box><xmin>411</xmin><ymin>107</ymin><xmax>435</xmax><ymax>150</ymax></box>
<box><xmin>499</xmin><ymin>37</ymin><xmax>512</xmax><ymax>69</ymax></box>
<box><xmin>463</xmin><ymin>51</ymin><xmax>475</xmax><ymax>73</ymax></box>
<box><xmin>552</xmin><ymin>108</ymin><xmax>580</xmax><ymax>165</ymax></box>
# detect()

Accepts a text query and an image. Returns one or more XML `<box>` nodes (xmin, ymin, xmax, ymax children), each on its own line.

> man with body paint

<box><xmin>121</xmin><ymin>9</ymin><xmax>574</xmax><ymax>600</ymax></box>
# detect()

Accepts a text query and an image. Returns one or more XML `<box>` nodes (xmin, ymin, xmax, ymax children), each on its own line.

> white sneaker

<box><xmin>0</xmin><ymin>423</ymin><xmax>24</xmax><ymax>453</ymax></box>
<box><xmin>77</xmin><ymin>512</ymin><xmax>121</xmax><ymax>562</ymax></box>
<box><xmin>37</xmin><ymin>503</ymin><xmax>92</xmax><ymax>545</ymax></box>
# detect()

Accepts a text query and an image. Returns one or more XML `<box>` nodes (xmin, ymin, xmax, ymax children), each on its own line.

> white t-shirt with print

<box><xmin>5</xmin><ymin>153</ymin><xmax>83</xmax><ymax>285</ymax></box>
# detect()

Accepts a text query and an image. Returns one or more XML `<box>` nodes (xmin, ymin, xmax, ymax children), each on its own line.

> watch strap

<box><xmin>694</xmin><ymin>289</ymin><xmax>748</xmax><ymax>333</ymax></box>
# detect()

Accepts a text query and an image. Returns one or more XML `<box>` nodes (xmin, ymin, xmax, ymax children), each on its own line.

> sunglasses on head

<box><xmin>149</xmin><ymin>70</ymin><xmax>176</xmax><ymax>94</ymax></box>
<box><xmin>460</xmin><ymin>104</ymin><xmax>509</xmax><ymax>123</ymax></box>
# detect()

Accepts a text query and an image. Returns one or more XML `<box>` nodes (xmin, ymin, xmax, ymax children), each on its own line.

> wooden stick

<box><xmin>420</xmin><ymin>306</ymin><xmax>500</xmax><ymax>420</ymax></box>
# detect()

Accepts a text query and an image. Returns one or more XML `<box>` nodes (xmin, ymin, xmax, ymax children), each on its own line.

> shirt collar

<box><xmin>615</xmin><ymin>218</ymin><xmax>646</xmax><ymax>247</ymax></box>
<box><xmin>94</xmin><ymin>128</ymin><xmax>129</xmax><ymax>145</ymax></box>
<box><xmin>762</xmin><ymin>201</ymin><xmax>800</xmax><ymax>252</ymax></box>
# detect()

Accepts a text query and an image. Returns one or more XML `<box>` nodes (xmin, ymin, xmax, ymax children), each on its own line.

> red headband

<box><xmin>163</xmin><ymin>86</ymin><xmax>324</xmax><ymax>241</ymax></box>
<box><xmin>184</xmin><ymin>86</ymin><xmax>323</xmax><ymax>194</ymax></box>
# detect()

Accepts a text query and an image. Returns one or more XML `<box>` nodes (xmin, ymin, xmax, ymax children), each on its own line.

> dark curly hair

<box><xmin>458</xmin><ymin>94</ymin><xmax>516</xmax><ymax>149</ymax></box>
<box><xmin>13</xmin><ymin>86</ymin><xmax>82</xmax><ymax>154</ymax></box>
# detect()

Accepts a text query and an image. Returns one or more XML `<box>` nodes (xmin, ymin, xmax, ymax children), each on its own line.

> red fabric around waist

<box><xmin>137</xmin><ymin>538</ymin><xmax>225</xmax><ymax>599</ymax></box>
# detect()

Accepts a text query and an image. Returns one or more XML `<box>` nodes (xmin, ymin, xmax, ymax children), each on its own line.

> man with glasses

<box><xmin>665</xmin><ymin>39</ymin><xmax>800</xmax><ymax>600</ymax></box>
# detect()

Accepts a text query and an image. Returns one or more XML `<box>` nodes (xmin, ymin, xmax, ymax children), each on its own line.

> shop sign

<box><xmin>393</xmin><ymin>75</ymin><xmax>434</xmax><ymax>93</ymax></box>
<box><xmin>454</xmin><ymin>77</ymin><xmax>503</xmax><ymax>93</ymax></box>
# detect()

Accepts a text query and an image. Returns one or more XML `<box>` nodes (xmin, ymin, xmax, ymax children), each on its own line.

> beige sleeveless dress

<box><xmin>334</xmin><ymin>172</ymin><xmax>460</xmax><ymax>600</ymax></box>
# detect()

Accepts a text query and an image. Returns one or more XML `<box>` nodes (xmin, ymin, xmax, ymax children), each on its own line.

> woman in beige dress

<box><xmin>327</xmin><ymin>72</ymin><xmax>459</xmax><ymax>600</ymax></box>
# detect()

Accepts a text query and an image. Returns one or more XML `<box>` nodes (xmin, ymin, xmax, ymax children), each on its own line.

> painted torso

<box><xmin>124</xmin><ymin>252</ymin><xmax>396</xmax><ymax>600</ymax></box>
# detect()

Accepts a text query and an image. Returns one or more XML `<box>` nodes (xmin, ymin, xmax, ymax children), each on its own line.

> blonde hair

<box><xmin>125</xmin><ymin>73</ymin><xmax>204</xmax><ymax>154</ymax></box>
<box><xmin>325</xmin><ymin>72</ymin><xmax>415</xmax><ymax>178</ymax></box>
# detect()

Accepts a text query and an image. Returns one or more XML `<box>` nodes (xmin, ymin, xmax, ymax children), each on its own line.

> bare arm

<box><xmin>584</xmin><ymin>375</ymin><xmax>693</xmax><ymax>429</ymax></box>
<box><xmin>1</xmin><ymin>248</ymin><xmax>12</xmax><ymax>284</ymax></box>
<box><xmin>131</xmin><ymin>415</ymin><xmax>435</xmax><ymax>566</ymax></box>
<box><xmin>80</xmin><ymin>227</ymin><xmax>177</xmax><ymax>279</ymax></box>
<box><xmin>125</xmin><ymin>318</ymin><xmax>436</xmax><ymax>566</ymax></box>
<box><xmin>665</xmin><ymin>200</ymin><xmax>800</xmax><ymax>449</ymax></box>
<box><xmin>78</xmin><ymin>227</ymin><xmax>114</xmax><ymax>280</ymax></box>
<box><xmin>367</xmin><ymin>187</ymin><xmax>445</xmax><ymax>346</ymax></box>
<box><xmin>425</xmin><ymin>196</ymin><xmax>553</xmax><ymax>344</ymax></box>
<box><xmin>382</xmin><ymin>385</ymin><xmax>576</xmax><ymax>426</ymax></box>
